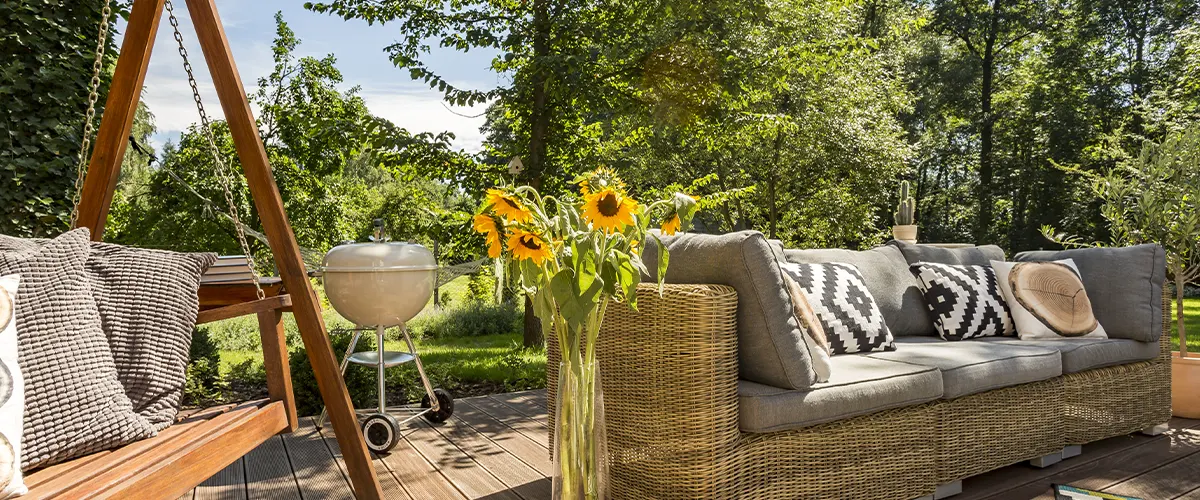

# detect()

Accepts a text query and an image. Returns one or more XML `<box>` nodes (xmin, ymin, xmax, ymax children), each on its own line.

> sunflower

<box><xmin>660</xmin><ymin>212</ymin><xmax>681</xmax><ymax>235</ymax></box>
<box><xmin>582</xmin><ymin>188</ymin><xmax>639</xmax><ymax>233</ymax></box>
<box><xmin>507</xmin><ymin>229</ymin><xmax>554</xmax><ymax>264</ymax></box>
<box><xmin>486</xmin><ymin>188</ymin><xmax>532</xmax><ymax>223</ymax></box>
<box><xmin>472</xmin><ymin>214</ymin><xmax>504</xmax><ymax>258</ymax></box>
<box><xmin>578</xmin><ymin>167</ymin><xmax>625</xmax><ymax>196</ymax></box>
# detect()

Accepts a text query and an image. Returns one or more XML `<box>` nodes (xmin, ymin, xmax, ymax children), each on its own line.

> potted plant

<box><xmin>1044</xmin><ymin>123</ymin><xmax>1200</xmax><ymax>417</ymax></box>
<box><xmin>473</xmin><ymin>168</ymin><xmax>697</xmax><ymax>499</ymax></box>
<box><xmin>892</xmin><ymin>180</ymin><xmax>918</xmax><ymax>243</ymax></box>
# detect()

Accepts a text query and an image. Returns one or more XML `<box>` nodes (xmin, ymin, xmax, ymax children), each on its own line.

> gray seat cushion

<box><xmin>783</xmin><ymin>246</ymin><xmax>935</xmax><ymax>337</ymax></box>
<box><xmin>867</xmin><ymin>337</ymin><xmax>1061</xmax><ymax>398</ymax></box>
<box><xmin>738</xmin><ymin>356</ymin><xmax>942</xmax><ymax>432</ymax></box>
<box><xmin>0</xmin><ymin>229</ymin><xmax>156</xmax><ymax>470</ymax></box>
<box><xmin>1014</xmin><ymin>244</ymin><xmax>1165</xmax><ymax>342</ymax></box>
<box><xmin>642</xmin><ymin>231</ymin><xmax>820</xmax><ymax>389</ymax></box>
<box><xmin>976</xmin><ymin>337</ymin><xmax>1159</xmax><ymax>373</ymax></box>
<box><xmin>888</xmin><ymin>240</ymin><xmax>1006</xmax><ymax>266</ymax></box>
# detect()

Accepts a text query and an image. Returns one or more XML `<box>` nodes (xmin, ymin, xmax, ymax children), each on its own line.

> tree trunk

<box><xmin>522</xmin><ymin>0</ymin><xmax>551</xmax><ymax>349</ymax></box>
<box><xmin>1178</xmin><ymin>267</ymin><xmax>1188</xmax><ymax>357</ymax></box>
<box><xmin>975</xmin><ymin>3</ymin><xmax>1000</xmax><ymax>245</ymax></box>
<box><xmin>523</xmin><ymin>295</ymin><xmax>543</xmax><ymax>348</ymax></box>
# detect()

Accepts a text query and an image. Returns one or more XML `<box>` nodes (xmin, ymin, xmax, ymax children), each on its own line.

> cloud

<box><xmin>357</xmin><ymin>83</ymin><xmax>489</xmax><ymax>153</ymax></box>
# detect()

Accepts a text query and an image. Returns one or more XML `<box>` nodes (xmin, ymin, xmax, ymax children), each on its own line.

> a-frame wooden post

<box><xmin>75</xmin><ymin>1</ymin><xmax>384</xmax><ymax>498</ymax></box>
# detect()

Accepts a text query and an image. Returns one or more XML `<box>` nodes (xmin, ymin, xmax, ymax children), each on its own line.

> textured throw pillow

<box><xmin>782</xmin><ymin>274</ymin><xmax>832</xmax><ymax>382</ymax></box>
<box><xmin>992</xmin><ymin>259</ymin><xmax>1107</xmax><ymax>340</ymax></box>
<box><xmin>0</xmin><ymin>276</ymin><xmax>26</xmax><ymax>497</ymax></box>
<box><xmin>83</xmin><ymin>243</ymin><xmax>216</xmax><ymax>430</ymax></box>
<box><xmin>780</xmin><ymin>262</ymin><xmax>895</xmax><ymax>354</ymax></box>
<box><xmin>0</xmin><ymin>229</ymin><xmax>155</xmax><ymax>470</ymax></box>
<box><xmin>909</xmin><ymin>262</ymin><xmax>1014</xmax><ymax>340</ymax></box>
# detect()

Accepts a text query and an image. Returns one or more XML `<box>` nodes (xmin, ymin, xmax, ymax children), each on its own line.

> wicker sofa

<box><xmin>548</xmin><ymin>233</ymin><xmax>1171</xmax><ymax>500</ymax></box>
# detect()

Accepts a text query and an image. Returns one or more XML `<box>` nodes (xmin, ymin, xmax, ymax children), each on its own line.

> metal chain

<box><xmin>166</xmin><ymin>0</ymin><xmax>265</xmax><ymax>299</ymax></box>
<box><xmin>70</xmin><ymin>1</ymin><xmax>115</xmax><ymax>229</ymax></box>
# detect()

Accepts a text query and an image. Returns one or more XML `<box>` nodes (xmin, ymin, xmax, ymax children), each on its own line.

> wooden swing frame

<box><xmin>24</xmin><ymin>0</ymin><xmax>384</xmax><ymax>497</ymax></box>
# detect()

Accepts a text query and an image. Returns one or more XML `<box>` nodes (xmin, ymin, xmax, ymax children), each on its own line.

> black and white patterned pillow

<box><xmin>909</xmin><ymin>262</ymin><xmax>1014</xmax><ymax>340</ymax></box>
<box><xmin>780</xmin><ymin>262</ymin><xmax>895</xmax><ymax>354</ymax></box>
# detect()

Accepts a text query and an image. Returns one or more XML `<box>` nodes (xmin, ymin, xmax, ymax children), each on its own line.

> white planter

<box><xmin>892</xmin><ymin>225</ymin><xmax>918</xmax><ymax>244</ymax></box>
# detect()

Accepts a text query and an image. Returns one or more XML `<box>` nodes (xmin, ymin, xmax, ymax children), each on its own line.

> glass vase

<box><xmin>552</xmin><ymin>359</ymin><xmax>607</xmax><ymax>500</ymax></box>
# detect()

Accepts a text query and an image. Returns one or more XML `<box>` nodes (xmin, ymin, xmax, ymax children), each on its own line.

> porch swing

<box><xmin>21</xmin><ymin>0</ymin><xmax>385</xmax><ymax>498</ymax></box>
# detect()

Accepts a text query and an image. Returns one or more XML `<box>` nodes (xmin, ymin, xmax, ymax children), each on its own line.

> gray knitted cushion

<box><xmin>84</xmin><ymin>243</ymin><xmax>216</xmax><ymax>430</ymax></box>
<box><xmin>0</xmin><ymin>229</ymin><xmax>155</xmax><ymax>470</ymax></box>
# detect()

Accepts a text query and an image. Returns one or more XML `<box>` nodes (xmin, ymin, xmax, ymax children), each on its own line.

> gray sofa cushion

<box><xmin>642</xmin><ymin>231</ymin><xmax>818</xmax><ymax>389</ymax></box>
<box><xmin>867</xmin><ymin>337</ymin><xmax>1061</xmax><ymax>398</ymax></box>
<box><xmin>783</xmin><ymin>246</ymin><xmax>935</xmax><ymax>337</ymax></box>
<box><xmin>84</xmin><ymin>243</ymin><xmax>216</xmax><ymax>431</ymax></box>
<box><xmin>1014</xmin><ymin>244</ymin><xmax>1165</xmax><ymax>342</ymax></box>
<box><xmin>0</xmin><ymin>230</ymin><xmax>155</xmax><ymax>470</ymax></box>
<box><xmin>888</xmin><ymin>240</ymin><xmax>1006</xmax><ymax>266</ymax></box>
<box><xmin>738</xmin><ymin>356</ymin><xmax>942</xmax><ymax>432</ymax></box>
<box><xmin>976</xmin><ymin>337</ymin><xmax>1159</xmax><ymax>373</ymax></box>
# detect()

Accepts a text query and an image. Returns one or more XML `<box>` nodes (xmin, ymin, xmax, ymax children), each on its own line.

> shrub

<box><xmin>409</xmin><ymin>301</ymin><xmax>521</xmax><ymax>338</ymax></box>
<box><xmin>290</xmin><ymin>329</ymin><xmax>378</xmax><ymax>416</ymax></box>
<box><xmin>185</xmin><ymin>327</ymin><xmax>224</xmax><ymax>406</ymax></box>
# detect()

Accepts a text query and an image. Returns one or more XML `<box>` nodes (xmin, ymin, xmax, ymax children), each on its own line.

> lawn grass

<box><xmin>1169</xmin><ymin>297</ymin><xmax>1200</xmax><ymax>354</ymax></box>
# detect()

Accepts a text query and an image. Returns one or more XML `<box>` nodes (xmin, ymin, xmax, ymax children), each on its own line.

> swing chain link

<box><xmin>70</xmin><ymin>0</ymin><xmax>115</xmax><ymax>229</ymax></box>
<box><xmin>165</xmin><ymin>0</ymin><xmax>265</xmax><ymax>300</ymax></box>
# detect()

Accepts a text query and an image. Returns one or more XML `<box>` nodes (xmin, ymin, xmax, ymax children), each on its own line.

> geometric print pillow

<box><xmin>909</xmin><ymin>262</ymin><xmax>1014</xmax><ymax>341</ymax></box>
<box><xmin>780</xmin><ymin>262</ymin><xmax>895</xmax><ymax>354</ymax></box>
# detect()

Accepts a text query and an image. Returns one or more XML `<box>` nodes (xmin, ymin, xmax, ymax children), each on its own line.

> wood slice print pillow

<box><xmin>0</xmin><ymin>276</ymin><xmax>25</xmax><ymax>497</ymax></box>
<box><xmin>991</xmin><ymin>259</ymin><xmax>1107</xmax><ymax>340</ymax></box>
<box><xmin>782</xmin><ymin>274</ymin><xmax>832</xmax><ymax>383</ymax></box>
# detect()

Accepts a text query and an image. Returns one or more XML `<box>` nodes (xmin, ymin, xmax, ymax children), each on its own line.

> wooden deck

<box><xmin>182</xmin><ymin>390</ymin><xmax>1200</xmax><ymax>499</ymax></box>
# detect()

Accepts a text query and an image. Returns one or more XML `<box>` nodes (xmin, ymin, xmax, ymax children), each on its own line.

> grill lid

<box><xmin>321</xmin><ymin>242</ymin><xmax>437</xmax><ymax>272</ymax></box>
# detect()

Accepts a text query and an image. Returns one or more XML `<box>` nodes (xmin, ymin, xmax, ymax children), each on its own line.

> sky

<box><xmin>115</xmin><ymin>0</ymin><xmax>500</xmax><ymax>154</ymax></box>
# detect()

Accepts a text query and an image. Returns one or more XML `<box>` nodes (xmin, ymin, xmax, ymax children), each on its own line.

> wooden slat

<box><xmin>243</xmin><ymin>435</ymin><xmax>301</xmax><ymax>500</ymax></box>
<box><xmin>373</xmin><ymin>425</ymin><xmax>465</xmax><ymax>500</ymax></box>
<box><xmin>1105</xmin><ymin>449</ymin><xmax>1200</xmax><ymax>498</ymax></box>
<box><xmin>196</xmin><ymin>295</ymin><xmax>292</xmax><ymax>325</ymax></box>
<box><xmin>184</xmin><ymin>1</ymin><xmax>382</xmax><ymax>496</ymax></box>
<box><xmin>980</xmin><ymin>424</ymin><xmax>1200</xmax><ymax>499</ymax></box>
<box><xmin>453</xmin><ymin>401</ymin><xmax>552</xmax><ymax>476</ymax></box>
<box><xmin>278</xmin><ymin>418</ymin><xmax>354</xmax><ymax>499</ymax></box>
<box><xmin>425</xmin><ymin>409</ymin><xmax>550</xmax><ymax>500</ymax></box>
<box><xmin>312</xmin><ymin>418</ymin><xmax>411</xmax><ymax>499</ymax></box>
<box><xmin>462</xmin><ymin>397</ymin><xmax>549</xmax><ymax>445</ymax></box>
<box><xmin>488</xmin><ymin>392</ymin><xmax>548</xmax><ymax>426</ymax></box>
<box><xmin>58</xmin><ymin>401</ymin><xmax>287</xmax><ymax>499</ymax></box>
<box><xmin>258</xmin><ymin>309</ymin><xmax>299</xmax><ymax>432</ymax></box>
<box><xmin>403</xmin><ymin>418</ymin><xmax>522</xmax><ymax>500</ymax></box>
<box><xmin>199</xmin><ymin>279</ymin><xmax>284</xmax><ymax>309</ymax></box>
<box><xmin>194</xmin><ymin>458</ymin><xmax>247</xmax><ymax>500</ymax></box>
<box><xmin>74</xmin><ymin>0</ymin><xmax>167</xmax><ymax>239</ymax></box>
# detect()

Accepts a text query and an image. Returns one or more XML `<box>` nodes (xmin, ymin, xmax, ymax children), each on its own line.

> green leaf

<box><xmin>611</xmin><ymin>250</ymin><xmax>639</xmax><ymax>309</ymax></box>
<box><xmin>651</xmin><ymin>234</ymin><xmax>669</xmax><ymax>295</ymax></box>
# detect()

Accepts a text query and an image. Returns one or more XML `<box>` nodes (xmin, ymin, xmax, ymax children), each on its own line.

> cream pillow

<box><xmin>0</xmin><ymin>276</ymin><xmax>26</xmax><ymax>497</ymax></box>
<box><xmin>991</xmin><ymin>259</ymin><xmax>1107</xmax><ymax>340</ymax></box>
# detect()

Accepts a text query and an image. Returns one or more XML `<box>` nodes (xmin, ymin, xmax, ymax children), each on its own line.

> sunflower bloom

<box><xmin>578</xmin><ymin>167</ymin><xmax>625</xmax><ymax>196</ymax></box>
<box><xmin>507</xmin><ymin>229</ymin><xmax>554</xmax><ymax>264</ymax></box>
<box><xmin>582</xmin><ymin>188</ymin><xmax>638</xmax><ymax>233</ymax></box>
<box><xmin>472</xmin><ymin>214</ymin><xmax>504</xmax><ymax>258</ymax></box>
<box><xmin>661</xmin><ymin>213</ymin><xmax>681</xmax><ymax>235</ymax></box>
<box><xmin>486</xmin><ymin>188</ymin><xmax>532</xmax><ymax>223</ymax></box>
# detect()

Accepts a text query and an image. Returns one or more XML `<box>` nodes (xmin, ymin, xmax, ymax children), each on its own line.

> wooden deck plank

<box><xmin>1105</xmin><ymin>447</ymin><xmax>1200</xmax><ymax>499</ymax></box>
<box><xmin>461</xmin><ymin>397</ymin><xmax>549</xmax><ymax>446</ymax></box>
<box><xmin>402</xmin><ymin>418</ymin><xmax>523</xmax><ymax>500</ymax></box>
<box><xmin>374</xmin><ymin>425</ymin><xmax>465</xmax><ymax>500</ymax></box>
<box><xmin>279</xmin><ymin>417</ymin><xmax>354</xmax><ymax>499</ymax></box>
<box><xmin>488</xmin><ymin>392</ymin><xmax>548</xmax><ymax>427</ymax></box>
<box><xmin>1175</xmin><ymin>486</ymin><xmax>1200</xmax><ymax>500</ymax></box>
<box><xmin>453</xmin><ymin>401</ymin><xmax>552</xmax><ymax>476</ymax></box>
<box><xmin>243</xmin><ymin>435</ymin><xmax>301</xmax><ymax>500</ymax></box>
<box><xmin>961</xmin><ymin>418</ymin><xmax>1200</xmax><ymax>499</ymax></box>
<box><xmin>426</xmin><ymin>406</ymin><xmax>550</xmax><ymax>500</ymax></box>
<box><xmin>313</xmin><ymin>416</ymin><xmax>412</xmax><ymax>499</ymax></box>
<box><xmin>194</xmin><ymin>458</ymin><xmax>246</xmax><ymax>500</ymax></box>
<box><xmin>979</xmin><ymin>424</ymin><xmax>1200</xmax><ymax>499</ymax></box>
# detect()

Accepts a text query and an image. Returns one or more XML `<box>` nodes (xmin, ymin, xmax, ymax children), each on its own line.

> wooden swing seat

<box><xmin>24</xmin><ymin>288</ymin><xmax>300</xmax><ymax>499</ymax></box>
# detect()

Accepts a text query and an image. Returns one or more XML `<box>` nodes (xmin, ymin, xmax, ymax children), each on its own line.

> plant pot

<box><xmin>892</xmin><ymin>224</ymin><xmax>918</xmax><ymax>244</ymax></box>
<box><xmin>1173</xmin><ymin>353</ymin><xmax>1200</xmax><ymax>419</ymax></box>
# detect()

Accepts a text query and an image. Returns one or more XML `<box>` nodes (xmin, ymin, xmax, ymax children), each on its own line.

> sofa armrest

<box><xmin>548</xmin><ymin>284</ymin><xmax>741</xmax><ymax>458</ymax></box>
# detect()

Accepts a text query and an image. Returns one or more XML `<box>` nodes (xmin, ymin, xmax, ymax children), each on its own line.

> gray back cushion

<box><xmin>642</xmin><ymin>231</ymin><xmax>818</xmax><ymax>389</ymax></box>
<box><xmin>783</xmin><ymin>246</ymin><xmax>935</xmax><ymax>336</ymax></box>
<box><xmin>887</xmin><ymin>240</ymin><xmax>1006</xmax><ymax>266</ymax></box>
<box><xmin>86</xmin><ymin>243</ymin><xmax>216</xmax><ymax>430</ymax></box>
<box><xmin>0</xmin><ymin>229</ymin><xmax>155</xmax><ymax>470</ymax></box>
<box><xmin>1014</xmin><ymin>244</ymin><xmax>1165</xmax><ymax>342</ymax></box>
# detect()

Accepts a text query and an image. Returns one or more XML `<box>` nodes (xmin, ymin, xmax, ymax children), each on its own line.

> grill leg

<box><xmin>317</xmin><ymin>327</ymin><xmax>364</xmax><ymax>428</ymax></box>
<box><xmin>402</xmin><ymin>325</ymin><xmax>439</xmax><ymax>412</ymax></box>
<box><xmin>377</xmin><ymin>326</ymin><xmax>387</xmax><ymax>414</ymax></box>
